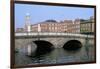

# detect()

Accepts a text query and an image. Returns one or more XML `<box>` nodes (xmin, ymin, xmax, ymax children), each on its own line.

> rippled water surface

<box><xmin>15</xmin><ymin>44</ymin><xmax>95</xmax><ymax>66</ymax></box>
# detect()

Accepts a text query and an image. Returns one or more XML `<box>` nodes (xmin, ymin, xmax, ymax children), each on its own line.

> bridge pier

<box><xmin>27</xmin><ymin>44</ymin><xmax>31</xmax><ymax>56</ymax></box>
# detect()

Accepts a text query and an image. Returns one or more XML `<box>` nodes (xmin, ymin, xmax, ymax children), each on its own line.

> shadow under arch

<box><xmin>63</xmin><ymin>40</ymin><xmax>82</xmax><ymax>51</ymax></box>
<box><xmin>31</xmin><ymin>40</ymin><xmax>54</xmax><ymax>56</ymax></box>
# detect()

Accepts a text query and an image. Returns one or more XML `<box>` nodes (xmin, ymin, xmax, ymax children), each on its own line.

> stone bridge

<box><xmin>15</xmin><ymin>32</ymin><xmax>94</xmax><ymax>55</ymax></box>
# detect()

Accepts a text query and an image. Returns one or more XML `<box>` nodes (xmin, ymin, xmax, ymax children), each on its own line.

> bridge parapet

<box><xmin>15</xmin><ymin>32</ymin><xmax>94</xmax><ymax>38</ymax></box>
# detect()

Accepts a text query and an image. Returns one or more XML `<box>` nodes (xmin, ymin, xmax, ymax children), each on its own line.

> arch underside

<box><xmin>32</xmin><ymin>40</ymin><xmax>54</xmax><ymax>56</ymax></box>
<box><xmin>32</xmin><ymin>39</ymin><xmax>82</xmax><ymax>56</ymax></box>
<box><xmin>63</xmin><ymin>40</ymin><xmax>82</xmax><ymax>51</ymax></box>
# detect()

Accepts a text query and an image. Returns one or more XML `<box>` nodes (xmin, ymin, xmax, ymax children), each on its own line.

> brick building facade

<box><xmin>15</xmin><ymin>14</ymin><xmax>94</xmax><ymax>34</ymax></box>
<box><xmin>22</xmin><ymin>19</ymin><xmax>80</xmax><ymax>33</ymax></box>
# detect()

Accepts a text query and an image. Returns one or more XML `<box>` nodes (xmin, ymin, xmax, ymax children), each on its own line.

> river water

<box><xmin>15</xmin><ymin>44</ymin><xmax>95</xmax><ymax>66</ymax></box>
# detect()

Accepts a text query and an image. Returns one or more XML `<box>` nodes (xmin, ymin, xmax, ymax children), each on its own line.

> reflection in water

<box><xmin>15</xmin><ymin>44</ymin><xmax>95</xmax><ymax>66</ymax></box>
<box><xmin>30</xmin><ymin>45</ymin><xmax>93</xmax><ymax>64</ymax></box>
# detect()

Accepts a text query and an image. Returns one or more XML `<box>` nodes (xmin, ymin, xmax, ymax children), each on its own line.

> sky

<box><xmin>15</xmin><ymin>3</ymin><xmax>94</xmax><ymax>29</ymax></box>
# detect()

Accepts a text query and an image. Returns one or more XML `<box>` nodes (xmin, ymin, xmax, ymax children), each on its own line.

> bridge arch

<box><xmin>63</xmin><ymin>40</ymin><xmax>82</xmax><ymax>51</ymax></box>
<box><xmin>32</xmin><ymin>40</ymin><xmax>54</xmax><ymax>55</ymax></box>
